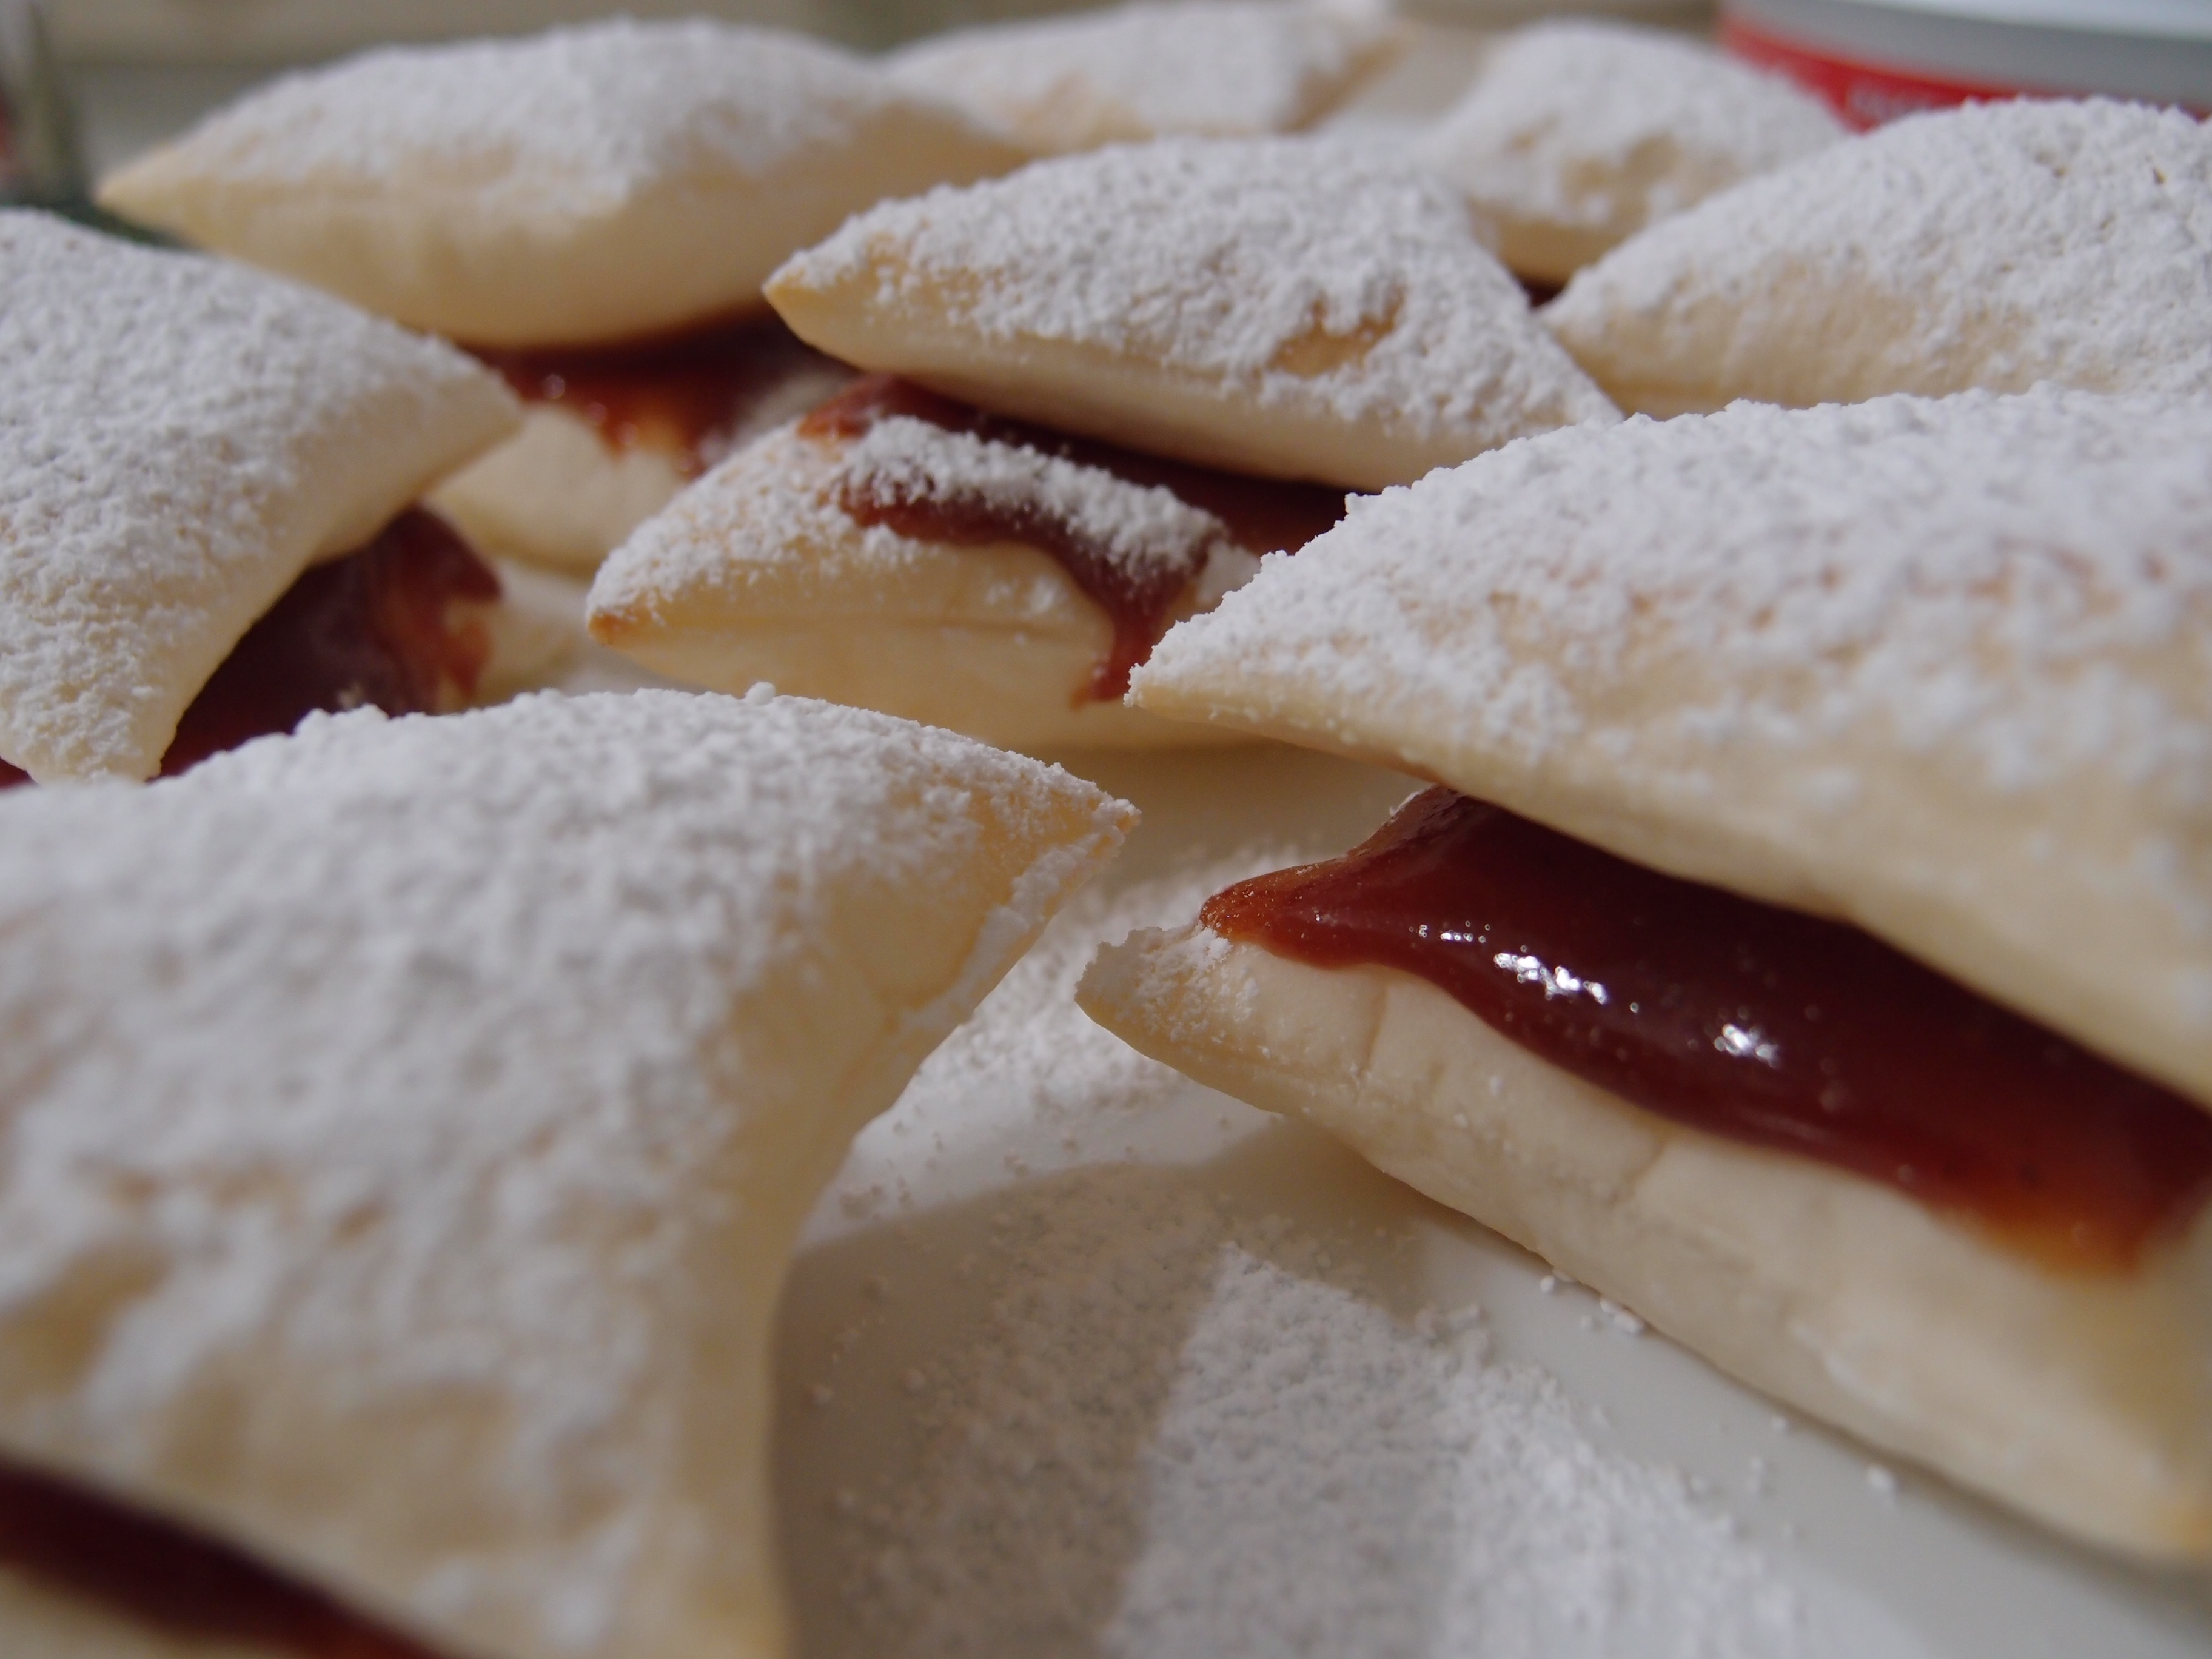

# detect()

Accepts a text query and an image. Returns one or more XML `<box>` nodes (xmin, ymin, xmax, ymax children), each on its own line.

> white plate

<box><xmin>774</xmin><ymin>742</ymin><xmax>2212</xmax><ymax>1659</ymax></box>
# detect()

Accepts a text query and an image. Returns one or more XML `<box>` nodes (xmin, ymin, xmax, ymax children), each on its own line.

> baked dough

<box><xmin>1544</xmin><ymin>98</ymin><xmax>2212</xmax><ymax>415</ymax></box>
<box><xmin>97</xmin><ymin>19</ymin><xmax>1027</xmax><ymax>348</ymax></box>
<box><xmin>0</xmin><ymin>210</ymin><xmax>517</xmax><ymax>784</ymax></box>
<box><xmin>0</xmin><ymin>689</ymin><xmax>1133</xmax><ymax>1659</ymax></box>
<box><xmin>766</xmin><ymin>137</ymin><xmax>1618</xmax><ymax>491</ymax></box>
<box><xmin>1076</xmin><ymin>927</ymin><xmax>2212</xmax><ymax>1561</ymax></box>
<box><xmin>429</xmin><ymin>355</ymin><xmax>853</xmax><ymax>575</ymax></box>
<box><xmin>1416</xmin><ymin>19</ymin><xmax>1843</xmax><ymax>286</ymax></box>
<box><xmin>1129</xmin><ymin>388</ymin><xmax>2212</xmax><ymax>1108</ymax></box>
<box><xmin>885</xmin><ymin>0</ymin><xmax>1406</xmax><ymax>155</ymax></box>
<box><xmin>587</xmin><ymin>417</ymin><xmax>1267</xmax><ymax>751</ymax></box>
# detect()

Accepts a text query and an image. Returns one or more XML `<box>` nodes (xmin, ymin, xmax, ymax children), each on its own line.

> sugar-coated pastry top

<box><xmin>1418</xmin><ymin>19</ymin><xmax>1843</xmax><ymax>284</ymax></box>
<box><xmin>1546</xmin><ymin>98</ymin><xmax>2212</xmax><ymax>413</ymax></box>
<box><xmin>886</xmin><ymin>0</ymin><xmax>1402</xmax><ymax>153</ymax></box>
<box><xmin>99</xmin><ymin>19</ymin><xmax>1025</xmax><ymax>346</ymax></box>
<box><xmin>0</xmin><ymin>689</ymin><xmax>1130</xmax><ymax>1659</ymax></box>
<box><xmin>0</xmin><ymin>211</ymin><xmax>517</xmax><ymax>784</ymax></box>
<box><xmin>769</xmin><ymin>137</ymin><xmax>1617</xmax><ymax>489</ymax></box>
<box><xmin>1134</xmin><ymin>388</ymin><xmax>2212</xmax><ymax>1107</ymax></box>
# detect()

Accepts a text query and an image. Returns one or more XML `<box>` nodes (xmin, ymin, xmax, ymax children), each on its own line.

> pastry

<box><xmin>0</xmin><ymin>688</ymin><xmax>1133</xmax><ymax>1659</ymax></box>
<box><xmin>1544</xmin><ymin>98</ymin><xmax>2212</xmax><ymax>415</ymax></box>
<box><xmin>885</xmin><ymin>0</ymin><xmax>1406</xmax><ymax>155</ymax></box>
<box><xmin>1416</xmin><ymin>19</ymin><xmax>1843</xmax><ymax>291</ymax></box>
<box><xmin>586</xmin><ymin>377</ymin><xmax>1341</xmax><ymax>749</ymax></box>
<box><xmin>766</xmin><ymin>136</ymin><xmax>1617</xmax><ymax>491</ymax></box>
<box><xmin>1080</xmin><ymin>388</ymin><xmax>2212</xmax><ymax>1558</ymax></box>
<box><xmin>593</xmin><ymin>139</ymin><xmax>1612</xmax><ymax>749</ymax></box>
<box><xmin>0</xmin><ymin>210</ymin><xmax>518</xmax><ymax>785</ymax></box>
<box><xmin>99</xmin><ymin>20</ymin><xmax>1025</xmax><ymax>574</ymax></box>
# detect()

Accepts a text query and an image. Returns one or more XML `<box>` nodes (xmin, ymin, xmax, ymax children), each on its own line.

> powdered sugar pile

<box><xmin>0</xmin><ymin>210</ymin><xmax>512</xmax><ymax>782</ymax></box>
<box><xmin>794</xmin><ymin>854</ymin><xmax>1803</xmax><ymax>1658</ymax></box>
<box><xmin>1139</xmin><ymin>387</ymin><xmax>2212</xmax><ymax>803</ymax></box>
<box><xmin>1418</xmin><ymin>19</ymin><xmax>1842</xmax><ymax>270</ymax></box>
<box><xmin>843</xmin><ymin>415</ymin><xmax>1228</xmax><ymax>580</ymax></box>
<box><xmin>1547</xmin><ymin>98</ymin><xmax>2212</xmax><ymax>399</ymax></box>
<box><xmin>887</xmin><ymin>0</ymin><xmax>1395</xmax><ymax>149</ymax></box>
<box><xmin>777</xmin><ymin>137</ymin><xmax>1617</xmax><ymax>444</ymax></box>
<box><xmin>146</xmin><ymin>20</ymin><xmax>904</xmax><ymax>210</ymax></box>
<box><xmin>0</xmin><ymin>689</ymin><xmax>1122</xmax><ymax>1657</ymax></box>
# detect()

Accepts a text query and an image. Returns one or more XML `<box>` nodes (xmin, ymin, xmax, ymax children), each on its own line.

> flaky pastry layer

<box><xmin>588</xmin><ymin>421</ymin><xmax>1250</xmax><ymax>752</ymax></box>
<box><xmin>768</xmin><ymin>138</ymin><xmax>1616</xmax><ymax>491</ymax></box>
<box><xmin>1079</xmin><ymin>925</ymin><xmax>2212</xmax><ymax>1561</ymax></box>
<box><xmin>1131</xmin><ymin>390</ymin><xmax>2212</xmax><ymax>1108</ymax></box>
<box><xmin>98</xmin><ymin>21</ymin><xmax>1026</xmax><ymax>347</ymax></box>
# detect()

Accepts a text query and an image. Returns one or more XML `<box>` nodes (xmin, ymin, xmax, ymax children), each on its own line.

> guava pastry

<box><xmin>1545</xmin><ymin>98</ymin><xmax>2212</xmax><ymax>415</ymax></box>
<box><xmin>0</xmin><ymin>688</ymin><xmax>1133</xmax><ymax>1659</ymax></box>
<box><xmin>885</xmin><ymin>0</ymin><xmax>1405</xmax><ymax>155</ymax></box>
<box><xmin>765</xmin><ymin>137</ymin><xmax>1616</xmax><ymax>491</ymax></box>
<box><xmin>594</xmin><ymin>139</ymin><xmax>1611</xmax><ymax>748</ymax></box>
<box><xmin>0</xmin><ymin>211</ymin><xmax>520</xmax><ymax>786</ymax></box>
<box><xmin>99</xmin><ymin>20</ymin><xmax>1024</xmax><ymax>574</ymax></box>
<box><xmin>1416</xmin><ymin>19</ymin><xmax>1843</xmax><ymax>290</ymax></box>
<box><xmin>1082</xmin><ymin>387</ymin><xmax>2212</xmax><ymax>1560</ymax></box>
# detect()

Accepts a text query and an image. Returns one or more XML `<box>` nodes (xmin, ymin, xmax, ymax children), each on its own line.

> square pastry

<box><xmin>0</xmin><ymin>689</ymin><xmax>1132</xmax><ymax>1659</ymax></box>
<box><xmin>100</xmin><ymin>21</ymin><xmax>1028</xmax><ymax>577</ymax></box>
<box><xmin>1084</xmin><ymin>387</ymin><xmax>2212</xmax><ymax>1560</ymax></box>
<box><xmin>1544</xmin><ymin>98</ymin><xmax>2212</xmax><ymax>414</ymax></box>
<box><xmin>0</xmin><ymin>211</ymin><xmax>518</xmax><ymax>784</ymax></box>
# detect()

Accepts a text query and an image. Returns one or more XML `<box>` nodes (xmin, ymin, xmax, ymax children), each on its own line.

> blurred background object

<box><xmin>50</xmin><ymin>0</ymin><xmax>1707</xmax><ymax>62</ymax></box>
<box><xmin>1721</xmin><ymin>0</ymin><xmax>2212</xmax><ymax>126</ymax></box>
<box><xmin>1</xmin><ymin>0</ymin><xmax>82</xmax><ymax>200</ymax></box>
<box><xmin>51</xmin><ymin>0</ymin><xmax>1706</xmax><ymax>177</ymax></box>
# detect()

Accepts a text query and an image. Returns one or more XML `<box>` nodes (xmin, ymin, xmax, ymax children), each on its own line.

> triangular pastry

<box><xmin>1544</xmin><ymin>98</ymin><xmax>2212</xmax><ymax>415</ymax></box>
<box><xmin>766</xmin><ymin>137</ymin><xmax>1620</xmax><ymax>491</ymax></box>
<box><xmin>585</xmin><ymin>376</ymin><xmax>1343</xmax><ymax>750</ymax></box>
<box><xmin>885</xmin><ymin>0</ymin><xmax>1406</xmax><ymax>155</ymax></box>
<box><xmin>1416</xmin><ymin>19</ymin><xmax>1843</xmax><ymax>289</ymax></box>
<box><xmin>0</xmin><ymin>689</ymin><xmax>1133</xmax><ymax>1659</ymax></box>
<box><xmin>99</xmin><ymin>20</ymin><xmax>1025</xmax><ymax>575</ymax></box>
<box><xmin>1082</xmin><ymin>388</ymin><xmax>2212</xmax><ymax>1558</ymax></box>
<box><xmin>0</xmin><ymin>210</ymin><xmax>518</xmax><ymax>785</ymax></box>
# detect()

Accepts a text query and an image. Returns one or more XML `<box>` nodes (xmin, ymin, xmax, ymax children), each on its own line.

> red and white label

<box><xmin>1720</xmin><ymin>17</ymin><xmax>2034</xmax><ymax>129</ymax></box>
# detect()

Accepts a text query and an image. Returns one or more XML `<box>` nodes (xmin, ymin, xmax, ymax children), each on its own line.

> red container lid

<box><xmin>1720</xmin><ymin>0</ymin><xmax>2212</xmax><ymax>127</ymax></box>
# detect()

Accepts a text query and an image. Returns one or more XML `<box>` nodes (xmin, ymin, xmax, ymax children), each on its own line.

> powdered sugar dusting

<box><xmin>0</xmin><ymin>210</ymin><xmax>513</xmax><ymax>782</ymax></box>
<box><xmin>845</xmin><ymin>415</ymin><xmax>1228</xmax><ymax>580</ymax></box>
<box><xmin>886</xmin><ymin>0</ymin><xmax>1396</xmax><ymax>150</ymax></box>
<box><xmin>1141</xmin><ymin>388</ymin><xmax>2212</xmax><ymax>802</ymax></box>
<box><xmin>1547</xmin><ymin>98</ymin><xmax>2212</xmax><ymax>401</ymax></box>
<box><xmin>1418</xmin><ymin>19</ymin><xmax>1842</xmax><ymax>271</ymax></box>
<box><xmin>777</xmin><ymin>136</ymin><xmax>1617</xmax><ymax>445</ymax></box>
<box><xmin>144</xmin><ymin>19</ymin><xmax>902</xmax><ymax>211</ymax></box>
<box><xmin>0</xmin><ymin>689</ymin><xmax>1124</xmax><ymax>1657</ymax></box>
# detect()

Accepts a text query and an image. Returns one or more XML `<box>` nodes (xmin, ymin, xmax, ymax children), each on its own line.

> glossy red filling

<box><xmin>799</xmin><ymin>374</ymin><xmax>1348</xmax><ymax>700</ymax></box>
<box><xmin>1200</xmin><ymin>788</ymin><xmax>2212</xmax><ymax>1272</ymax></box>
<box><xmin>0</xmin><ymin>1456</ymin><xmax>441</xmax><ymax>1657</ymax></box>
<box><xmin>470</xmin><ymin>312</ymin><xmax>844</xmax><ymax>478</ymax></box>
<box><xmin>0</xmin><ymin>508</ymin><xmax>498</xmax><ymax>791</ymax></box>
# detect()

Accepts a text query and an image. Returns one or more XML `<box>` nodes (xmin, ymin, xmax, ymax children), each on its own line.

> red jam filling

<box><xmin>0</xmin><ymin>1456</ymin><xmax>441</xmax><ymax>1657</ymax></box>
<box><xmin>158</xmin><ymin>508</ymin><xmax>499</xmax><ymax>778</ymax></box>
<box><xmin>799</xmin><ymin>374</ymin><xmax>1348</xmax><ymax>700</ymax></box>
<box><xmin>469</xmin><ymin>312</ymin><xmax>844</xmax><ymax>478</ymax></box>
<box><xmin>0</xmin><ymin>509</ymin><xmax>500</xmax><ymax>790</ymax></box>
<box><xmin>1200</xmin><ymin>788</ymin><xmax>2212</xmax><ymax>1272</ymax></box>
